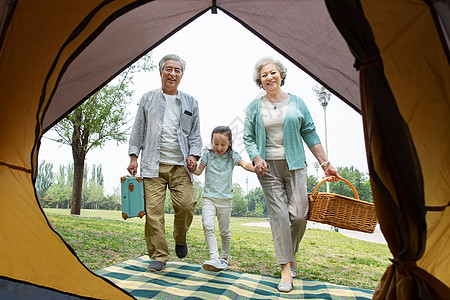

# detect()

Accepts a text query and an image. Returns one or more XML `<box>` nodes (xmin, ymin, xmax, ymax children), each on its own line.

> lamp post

<box><xmin>313</xmin><ymin>85</ymin><xmax>334</xmax><ymax>232</ymax></box>
<box><xmin>246</xmin><ymin>175</ymin><xmax>249</xmax><ymax>212</ymax></box>
<box><xmin>246</xmin><ymin>175</ymin><xmax>248</xmax><ymax>195</ymax></box>
<box><xmin>313</xmin><ymin>86</ymin><xmax>331</xmax><ymax>193</ymax></box>
<box><xmin>313</xmin><ymin>162</ymin><xmax>320</xmax><ymax>179</ymax></box>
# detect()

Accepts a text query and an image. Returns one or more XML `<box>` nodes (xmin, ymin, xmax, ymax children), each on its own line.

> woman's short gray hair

<box><xmin>159</xmin><ymin>54</ymin><xmax>186</xmax><ymax>73</ymax></box>
<box><xmin>253</xmin><ymin>57</ymin><xmax>287</xmax><ymax>89</ymax></box>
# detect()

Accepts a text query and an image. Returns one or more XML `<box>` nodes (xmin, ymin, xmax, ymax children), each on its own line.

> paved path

<box><xmin>338</xmin><ymin>224</ymin><xmax>386</xmax><ymax>244</ymax></box>
<box><xmin>242</xmin><ymin>221</ymin><xmax>387</xmax><ymax>245</ymax></box>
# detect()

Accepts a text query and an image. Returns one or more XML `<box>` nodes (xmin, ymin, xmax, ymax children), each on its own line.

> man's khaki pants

<box><xmin>143</xmin><ymin>164</ymin><xmax>197</xmax><ymax>263</ymax></box>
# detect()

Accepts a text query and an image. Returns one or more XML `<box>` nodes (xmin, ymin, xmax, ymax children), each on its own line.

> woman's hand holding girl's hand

<box><xmin>253</xmin><ymin>156</ymin><xmax>268</xmax><ymax>176</ymax></box>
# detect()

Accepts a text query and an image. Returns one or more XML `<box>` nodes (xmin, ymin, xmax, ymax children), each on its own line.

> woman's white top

<box><xmin>261</xmin><ymin>97</ymin><xmax>290</xmax><ymax>160</ymax></box>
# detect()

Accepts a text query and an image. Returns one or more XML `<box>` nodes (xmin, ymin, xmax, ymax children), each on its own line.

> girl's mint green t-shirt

<box><xmin>201</xmin><ymin>150</ymin><xmax>241</xmax><ymax>199</ymax></box>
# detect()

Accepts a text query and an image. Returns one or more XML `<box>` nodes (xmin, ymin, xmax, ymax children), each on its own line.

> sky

<box><xmin>38</xmin><ymin>11</ymin><xmax>368</xmax><ymax>196</ymax></box>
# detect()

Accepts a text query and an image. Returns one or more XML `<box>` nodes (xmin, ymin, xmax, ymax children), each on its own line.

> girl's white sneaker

<box><xmin>202</xmin><ymin>258</ymin><xmax>227</xmax><ymax>272</ymax></box>
<box><xmin>220</xmin><ymin>259</ymin><xmax>228</xmax><ymax>271</ymax></box>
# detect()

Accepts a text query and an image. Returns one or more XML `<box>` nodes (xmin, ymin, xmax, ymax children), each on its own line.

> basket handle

<box><xmin>311</xmin><ymin>177</ymin><xmax>359</xmax><ymax>199</ymax></box>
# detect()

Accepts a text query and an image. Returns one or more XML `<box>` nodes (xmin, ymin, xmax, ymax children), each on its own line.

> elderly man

<box><xmin>128</xmin><ymin>54</ymin><xmax>202</xmax><ymax>272</ymax></box>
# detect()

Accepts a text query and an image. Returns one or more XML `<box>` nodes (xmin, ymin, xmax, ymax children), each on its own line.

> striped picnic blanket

<box><xmin>96</xmin><ymin>256</ymin><xmax>373</xmax><ymax>299</ymax></box>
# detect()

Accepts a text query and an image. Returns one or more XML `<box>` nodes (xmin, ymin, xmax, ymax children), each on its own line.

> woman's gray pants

<box><xmin>258</xmin><ymin>160</ymin><xmax>308</xmax><ymax>264</ymax></box>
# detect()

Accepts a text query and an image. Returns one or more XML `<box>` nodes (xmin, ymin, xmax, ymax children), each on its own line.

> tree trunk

<box><xmin>71</xmin><ymin>152</ymin><xmax>85</xmax><ymax>215</ymax></box>
<box><xmin>70</xmin><ymin>109</ymin><xmax>87</xmax><ymax>215</ymax></box>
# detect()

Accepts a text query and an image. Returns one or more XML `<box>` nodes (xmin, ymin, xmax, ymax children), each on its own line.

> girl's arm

<box><xmin>238</xmin><ymin>160</ymin><xmax>256</xmax><ymax>173</ymax></box>
<box><xmin>192</xmin><ymin>162</ymin><xmax>206</xmax><ymax>176</ymax></box>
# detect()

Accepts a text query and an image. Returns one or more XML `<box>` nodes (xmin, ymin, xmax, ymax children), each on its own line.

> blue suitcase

<box><xmin>120</xmin><ymin>176</ymin><xmax>146</xmax><ymax>220</ymax></box>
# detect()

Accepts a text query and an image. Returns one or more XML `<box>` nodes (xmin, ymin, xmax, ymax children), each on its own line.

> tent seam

<box><xmin>0</xmin><ymin>161</ymin><xmax>32</xmax><ymax>173</ymax></box>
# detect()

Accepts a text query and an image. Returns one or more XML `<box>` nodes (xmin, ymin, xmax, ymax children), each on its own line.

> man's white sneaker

<box><xmin>202</xmin><ymin>258</ymin><xmax>226</xmax><ymax>272</ymax></box>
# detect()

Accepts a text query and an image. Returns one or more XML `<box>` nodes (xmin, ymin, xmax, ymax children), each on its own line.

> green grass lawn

<box><xmin>44</xmin><ymin>208</ymin><xmax>390</xmax><ymax>290</ymax></box>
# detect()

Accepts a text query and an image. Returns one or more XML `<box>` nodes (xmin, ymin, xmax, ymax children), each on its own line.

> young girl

<box><xmin>193</xmin><ymin>126</ymin><xmax>255</xmax><ymax>272</ymax></box>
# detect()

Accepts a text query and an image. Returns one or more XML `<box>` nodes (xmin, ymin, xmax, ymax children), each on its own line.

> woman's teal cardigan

<box><xmin>243</xmin><ymin>94</ymin><xmax>321</xmax><ymax>170</ymax></box>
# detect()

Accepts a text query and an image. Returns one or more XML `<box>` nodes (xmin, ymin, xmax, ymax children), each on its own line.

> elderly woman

<box><xmin>243</xmin><ymin>57</ymin><xmax>339</xmax><ymax>292</ymax></box>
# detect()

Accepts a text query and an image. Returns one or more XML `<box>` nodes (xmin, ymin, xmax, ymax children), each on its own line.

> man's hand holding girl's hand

<box><xmin>186</xmin><ymin>155</ymin><xmax>197</xmax><ymax>172</ymax></box>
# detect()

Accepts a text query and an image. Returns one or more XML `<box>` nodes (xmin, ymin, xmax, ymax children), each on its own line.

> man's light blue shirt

<box><xmin>201</xmin><ymin>150</ymin><xmax>241</xmax><ymax>199</ymax></box>
<box><xmin>243</xmin><ymin>94</ymin><xmax>321</xmax><ymax>170</ymax></box>
<box><xmin>128</xmin><ymin>88</ymin><xmax>202</xmax><ymax>180</ymax></box>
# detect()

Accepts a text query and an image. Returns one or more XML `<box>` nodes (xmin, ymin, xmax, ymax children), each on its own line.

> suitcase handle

<box><xmin>129</xmin><ymin>182</ymin><xmax>134</xmax><ymax>192</ymax></box>
<box><xmin>121</xmin><ymin>176</ymin><xmax>143</xmax><ymax>183</ymax></box>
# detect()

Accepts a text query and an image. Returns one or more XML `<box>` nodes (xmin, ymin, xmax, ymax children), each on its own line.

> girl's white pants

<box><xmin>202</xmin><ymin>196</ymin><xmax>232</xmax><ymax>260</ymax></box>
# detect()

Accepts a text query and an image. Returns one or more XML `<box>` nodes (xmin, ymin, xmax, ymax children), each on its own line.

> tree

<box><xmin>86</xmin><ymin>182</ymin><xmax>104</xmax><ymax>209</ymax></box>
<box><xmin>82</xmin><ymin>164</ymin><xmax>105</xmax><ymax>209</ymax></box>
<box><xmin>232</xmin><ymin>183</ymin><xmax>247</xmax><ymax>216</ymax></box>
<box><xmin>164</xmin><ymin>181</ymin><xmax>203</xmax><ymax>214</ymax></box>
<box><xmin>255</xmin><ymin>202</ymin><xmax>266</xmax><ymax>217</ymax></box>
<box><xmin>307</xmin><ymin>175</ymin><xmax>318</xmax><ymax>194</ymax></box>
<box><xmin>46</xmin><ymin>165</ymin><xmax>72</xmax><ymax>208</ymax></box>
<box><xmin>193</xmin><ymin>181</ymin><xmax>204</xmax><ymax>215</ymax></box>
<box><xmin>307</xmin><ymin>174</ymin><xmax>326</xmax><ymax>194</ymax></box>
<box><xmin>164</xmin><ymin>190</ymin><xmax>175</xmax><ymax>214</ymax></box>
<box><xmin>83</xmin><ymin>164</ymin><xmax>105</xmax><ymax>209</ymax></box>
<box><xmin>329</xmin><ymin>166</ymin><xmax>373</xmax><ymax>203</ymax></box>
<box><xmin>51</xmin><ymin>54</ymin><xmax>155</xmax><ymax>215</ymax></box>
<box><xmin>107</xmin><ymin>186</ymin><xmax>122</xmax><ymax>210</ymax></box>
<box><xmin>96</xmin><ymin>165</ymin><xmax>104</xmax><ymax>186</ymax></box>
<box><xmin>35</xmin><ymin>160</ymin><xmax>53</xmax><ymax>199</ymax></box>
<box><xmin>245</xmin><ymin>187</ymin><xmax>266</xmax><ymax>216</ymax></box>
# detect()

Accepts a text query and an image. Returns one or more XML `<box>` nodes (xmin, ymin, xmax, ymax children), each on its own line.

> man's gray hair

<box><xmin>253</xmin><ymin>57</ymin><xmax>287</xmax><ymax>89</ymax></box>
<box><xmin>159</xmin><ymin>54</ymin><xmax>186</xmax><ymax>73</ymax></box>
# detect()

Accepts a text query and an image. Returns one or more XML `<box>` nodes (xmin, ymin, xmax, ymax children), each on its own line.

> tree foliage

<box><xmin>307</xmin><ymin>174</ymin><xmax>325</xmax><ymax>194</ymax></box>
<box><xmin>244</xmin><ymin>187</ymin><xmax>267</xmax><ymax>217</ymax></box>
<box><xmin>164</xmin><ymin>190</ymin><xmax>174</xmax><ymax>214</ymax></box>
<box><xmin>36</xmin><ymin>160</ymin><xmax>53</xmax><ymax>199</ymax></box>
<box><xmin>107</xmin><ymin>186</ymin><xmax>122</xmax><ymax>211</ymax></box>
<box><xmin>37</xmin><ymin>162</ymin><xmax>119</xmax><ymax>210</ymax></box>
<box><xmin>165</xmin><ymin>181</ymin><xmax>204</xmax><ymax>215</ymax></box>
<box><xmin>308</xmin><ymin>166</ymin><xmax>373</xmax><ymax>203</ymax></box>
<box><xmin>50</xmin><ymin>54</ymin><xmax>155</xmax><ymax>215</ymax></box>
<box><xmin>331</xmin><ymin>166</ymin><xmax>373</xmax><ymax>203</ymax></box>
<box><xmin>83</xmin><ymin>164</ymin><xmax>105</xmax><ymax>209</ymax></box>
<box><xmin>231</xmin><ymin>183</ymin><xmax>247</xmax><ymax>216</ymax></box>
<box><xmin>193</xmin><ymin>181</ymin><xmax>204</xmax><ymax>215</ymax></box>
<box><xmin>44</xmin><ymin>165</ymin><xmax>72</xmax><ymax>209</ymax></box>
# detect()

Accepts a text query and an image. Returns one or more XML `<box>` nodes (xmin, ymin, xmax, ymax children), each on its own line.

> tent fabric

<box><xmin>429</xmin><ymin>0</ymin><xmax>450</xmax><ymax>51</ymax></box>
<box><xmin>41</xmin><ymin>0</ymin><xmax>360</xmax><ymax>132</ymax></box>
<box><xmin>359</xmin><ymin>0</ymin><xmax>450</xmax><ymax>288</ymax></box>
<box><xmin>0</xmin><ymin>0</ymin><xmax>448</xmax><ymax>299</ymax></box>
<box><xmin>41</xmin><ymin>0</ymin><xmax>214</xmax><ymax>131</ymax></box>
<box><xmin>325</xmin><ymin>1</ymin><xmax>450</xmax><ymax>299</ymax></box>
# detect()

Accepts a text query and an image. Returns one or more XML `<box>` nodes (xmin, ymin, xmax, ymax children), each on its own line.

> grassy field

<box><xmin>44</xmin><ymin>208</ymin><xmax>390</xmax><ymax>290</ymax></box>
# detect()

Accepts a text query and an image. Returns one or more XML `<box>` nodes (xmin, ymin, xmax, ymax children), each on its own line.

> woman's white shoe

<box><xmin>277</xmin><ymin>280</ymin><xmax>293</xmax><ymax>292</ymax></box>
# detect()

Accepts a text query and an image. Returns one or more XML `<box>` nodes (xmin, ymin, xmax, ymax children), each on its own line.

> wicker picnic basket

<box><xmin>308</xmin><ymin>177</ymin><xmax>377</xmax><ymax>233</ymax></box>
